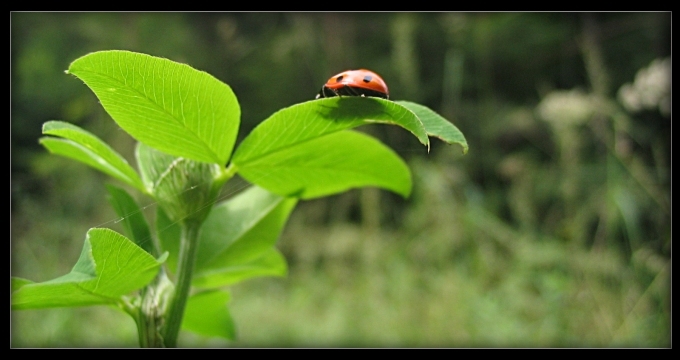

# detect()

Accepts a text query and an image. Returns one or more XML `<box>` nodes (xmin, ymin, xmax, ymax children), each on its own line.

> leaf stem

<box><xmin>216</xmin><ymin>163</ymin><xmax>238</xmax><ymax>185</ymax></box>
<box><xmin>162</xmin><ymin>220</ymin><xmax>202</xmax><ymax>347</ymax></box>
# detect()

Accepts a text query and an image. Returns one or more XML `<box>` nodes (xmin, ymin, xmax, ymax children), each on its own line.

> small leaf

<box><xmin>11</xmin><ymin>278</ymin><xmax>33</xmax><ymax>293</ymax></box>
<box><xmin>232</xmin><ymin>96</ymin><xmax>429</xmax><ymax>167</ymax></box>
<box><xmin>156</xmin><ymin>186</ymin><xmax>297</xmax><ymax>288</ymax></box>
<box><xmin>237</xmin><ymin>130</ymin><xmax>412</xmax><ymax>199</ymax></box>
<box><xmin>194</xmin><ymin>185</ymin><xmax>297</xmax><ymax>271</ymax></box>
<box><xmin>156</xmin><ymin>207</ymin><xmax>181</xmax><ymax>274</ymax></box>
<box><xmin>106</xmin><ymin>184</ymin><xmax>155</xmax><ymax>255</ymax></box>
<box><xmin>68</xmin><ymin>50</ymin><xmax>240</xmax><ymax>165</ymax></box>
<box><xmin>395</xmin><ymin>101</ymin><xmax>469</xmax><ymax>154</ymax></box>
<box><xmin>157</xmin><ymin>185</ymin><xmax>295</xmax><ymax>286</ymax></box>
<box><xmin>182</xmin><ymin>290</ymin><xmax>236</xmax><ymax>340</ymax></box>
<box><xmin>12</xmin><ymin>228</ymin><xmax>164</xmax><ymax>310</ymax></box>
<box><xmin>192</xmin><ymin>248</ymin><xmax>287</xmax><ymax>288</ymax></box>
<box><xmin>40</xmin><ymin>121</ymin><xmax>146</xmax><ymax>193</ymax></box>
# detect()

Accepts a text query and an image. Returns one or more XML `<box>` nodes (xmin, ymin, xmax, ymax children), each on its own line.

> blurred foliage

<box><xmin>11</xmin><ymin>12</ymin><xmax>670</xmax><ymax>347</ymax></box>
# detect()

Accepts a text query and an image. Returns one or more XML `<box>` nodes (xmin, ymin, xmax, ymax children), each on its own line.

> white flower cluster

<box><xmin>536</xmin><ymin>89</ymin><xmax>595</xmax><ymax>128</ymax></box>
<box><xmin>617</xmin><ymin>58</ymin><xmax>670</xmax><ymax>116</ymax></box>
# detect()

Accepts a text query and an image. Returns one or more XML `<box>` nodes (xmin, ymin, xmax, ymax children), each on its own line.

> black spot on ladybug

<box><xmin>362</xmin><ymin>75</ymin><xmax>372</xmax><ymax>83</ymax></box>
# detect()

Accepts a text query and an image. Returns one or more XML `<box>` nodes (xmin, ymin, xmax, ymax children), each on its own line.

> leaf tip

<box><xmin>11</xmin><ymin>277</ymin><xmax>34</xmax><ymax>293</ymax></box>
<box><xmin>457</xmin><ymin>141</ymin><xmax>469</xmax><ymax>155</ymax></box>
<box><xmin>41</xmin><ymin>120</ymin><xmax>60</xmax><ymax>134</ymax></box>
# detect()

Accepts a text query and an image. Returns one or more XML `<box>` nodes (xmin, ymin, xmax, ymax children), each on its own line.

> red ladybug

<box><xmin>316</xmin><ymin>69</ymin><xmax>389</xmax><ymax>99</ymax></box>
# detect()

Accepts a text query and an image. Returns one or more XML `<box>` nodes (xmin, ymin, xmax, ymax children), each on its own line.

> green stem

<box><xmin>119</xmin><ymin>296</ymin><xmax>150</xmax><ymax>347</ymax></box>
<box><xmin>216</xmin><ymin>163</ymin><xmax>238</xmax><ymax>186</ymax></box>
<box><xmin>137</xmin><ymin>293</ymin><xmax>151</xmax><ymax>347</ymax></box>
<box><xmin>162</xmin><ymin>220</ymin><xmax>202</xmax><ymax>347</ymax></box>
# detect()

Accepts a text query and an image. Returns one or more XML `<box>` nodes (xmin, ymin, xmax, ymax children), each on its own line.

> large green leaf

<box><xmin>106</xmin><ymin>184</ymin><xmax>155</xmax><ymax>255</ymax></box>
<box><xmin>67</xmin><ymin>50</ymin><xmax>240</xmax><ymax>165</ymax></box>
<box><xmin>182</xmin><ymin>290</ymin><xmax>236</xmax><ymax>340</ymax></box>
<box><xmin>395</xmin><ymin>101</ymin><xmax>469</xmax><ymax>154</ymax></box>
<box><xmin>40</xmin><ymin>121</ymin><xmax>146</xmax><ymax>193</ymax></box>
<box><xmin>236</xmin><ymin>130</ymin><xmax>412</xmax><ymax>199</ymax></box>
<box><xmin>12</xmin><ymin>228</ymin><xmax>165</xmax><ymax>310</ymax></box>
<box><xmin>232</xmin><ymin>96</ymin><xmax>429</xmax><ymax>167</ymax></box>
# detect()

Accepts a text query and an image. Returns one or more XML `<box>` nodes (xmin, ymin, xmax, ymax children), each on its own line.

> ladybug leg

<box><xmin>317</xmin><ymin>86</ymin><xmax>327</xmax><ymax>99</ymax></box>
<box><xmin>345</xmin><ymin>85</ymin><xmax>361</xmax><ymax>97</ymax></box>
<box><xmin>318</xmin><ymin>87</ymin><xmax>334</xmax><ymax>98</ymax></box>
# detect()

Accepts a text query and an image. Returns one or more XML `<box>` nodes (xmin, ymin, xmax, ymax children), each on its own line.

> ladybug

<box><xmin>316</xmin><ymin>69</ymin><xmax>389</xmax><ymax>99</ymax></box>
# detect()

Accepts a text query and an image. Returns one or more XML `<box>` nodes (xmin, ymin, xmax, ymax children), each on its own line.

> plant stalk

<box><xmin>162</xmin><ymin>220</ymin><xmax>202</xmax><ymax>347</ymax></box>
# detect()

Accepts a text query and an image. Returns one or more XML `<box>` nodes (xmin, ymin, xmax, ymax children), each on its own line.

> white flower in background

<box><xmin>618</xmin><ymin>57</ymin><xmax>670</xmax><ymax>116</ymax></box>
<box><xmin>536</xmin><ymin>89</ymin><xmax>595</xmax><ymax>128</ymax></box>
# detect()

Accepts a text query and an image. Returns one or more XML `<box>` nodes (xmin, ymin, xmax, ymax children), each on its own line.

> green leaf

<box><xmin>156</xmin><ymin>207</ymin><xmax>181</xmax><ymax>274</ymax></box>
<box><xmin>12</xmin><ymin>228</ymin><xmax>165</xmax><ymax>310</ymax></box>
<box><xmin>40</xmin><ymin>121</ymin><xmax>146</xmax><ymax>193</ymax></box>
<box><xmin>150</xmin><ymin>185</ymin><xmax>295</xmax><ymax>287</ymax></box>
<box><xmin>68</xmin><ymin>50</ymin><xmax>240</xmax><ymax>165</ymax></box>
<box><xmin>182</xmin><ymin>290</ymin><xmax>236</xmax><ymax>340</ymax></box>
<box><xmin>192</xmin><ymin>248</ymin><xmax>287</xmax><ymax>288</ymax></box>
<box><xmin>395</xmin><ymin>101</ymin><xmax>469</xmax><ymax>154</ymax></box>
<box><xmin>237</xmin><ymin>130</ymin><xmax>412</xmax><ymax>199</ymax></box>
<box><xmin>195</xmin><ymin>185</ymin><xmax>297</xmax><ymax>271</ymax></box>
<box><xmin>232</xmin><ymin>96</ymin><xmax>429</xmax><ymax>167</ymax></box>
<box><xmin>106</xmin><ymin>184</ymin><xmax>155</xmax><ymax>255</ymax></box>
<box><xmin>11</xmin><ymin>278</ymin><xmax>33</xmax><ymax>293</ymax></box>
<box><xmin>155</xmin><ymin>185</ymin><xmax>295</xmax><ymax>286</ymax></box>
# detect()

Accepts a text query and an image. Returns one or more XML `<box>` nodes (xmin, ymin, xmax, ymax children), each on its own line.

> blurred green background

<box><xmin>11</xmin><ymin>12</ymin><xmax>670</xmax><ymax>347</ymax></box>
